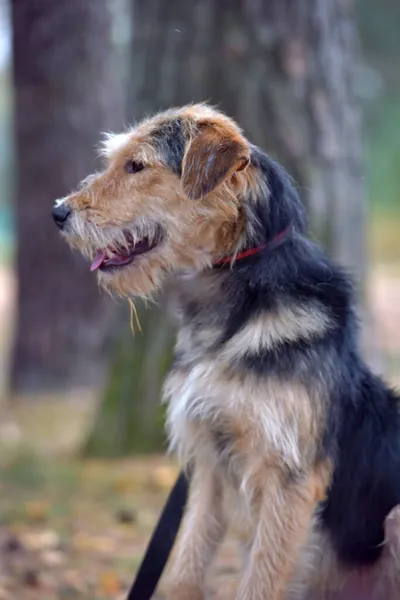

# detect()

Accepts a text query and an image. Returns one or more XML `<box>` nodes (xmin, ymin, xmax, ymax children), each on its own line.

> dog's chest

<box><xmin>164</xmin><ymin>356</ymin><xmax>314</xmax><ymax>471</ymax></box>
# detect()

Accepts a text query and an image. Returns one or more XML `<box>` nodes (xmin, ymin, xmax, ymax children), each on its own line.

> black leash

<box><xmin>126</xmin><ymin>470</ymin><xmax>189</xmax><ymax>600</ymax></box>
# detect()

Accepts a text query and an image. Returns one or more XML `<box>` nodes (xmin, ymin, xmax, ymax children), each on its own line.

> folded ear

<box><xmin>181</xmin><ymin>122</ymin><xmax>250</xmax><ymax>200</ymax></box>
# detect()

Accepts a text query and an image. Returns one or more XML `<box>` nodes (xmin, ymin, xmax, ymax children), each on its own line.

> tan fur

<box><xmin>56</xmin><ymin>104</ymin><xmax>400</xmax><ymax>600</ymax></box>
<box><xmin>164</xmin><ymin>362</ymin><xmax>324</xmax><ymax>471</ymax></box>
<box><xmin>61</xmin><ymin>105</ymin><xmax>254</xmax><ymax>298</ymax></box>
<box><xmin>220</xmin><ymin>302</ymin><xmax>333</xmax><ymax>362</ymax></box>
<box><xmin>181</xmin><ymin>121</ymin><xmax>250</xmax><ymax>200</ymax></box>
<box><xmin>166</xmin><ymin>460</ymin><xmax>227</xmax><ymax>600</ymax></box>
<box><xmin>235</xmin><ymin>465</ymin><xmax>331</xmax><ymax>600</ymax></box>
<box><xmin>163</xmin><ymin>350</ymin><xmax>328</xmax><ymax>600</ymax></box>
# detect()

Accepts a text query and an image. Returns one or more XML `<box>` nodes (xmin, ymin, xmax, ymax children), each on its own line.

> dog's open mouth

<box><xmin>90</xmin><ymin>231</ymin><xmax>163</xmax><ymax>272</ymax></box>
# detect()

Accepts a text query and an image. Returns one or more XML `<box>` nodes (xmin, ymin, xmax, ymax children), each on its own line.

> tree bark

<box><xmin>10</xmin><ymin>0</ymin><xmax>123</xmax><ymax>394</ymax></box>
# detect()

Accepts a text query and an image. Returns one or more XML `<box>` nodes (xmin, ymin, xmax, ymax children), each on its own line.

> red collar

<box><xmin>214</xmin><ymin>224</ymin><xmax>293</xmax><ymax>267</ymax></box>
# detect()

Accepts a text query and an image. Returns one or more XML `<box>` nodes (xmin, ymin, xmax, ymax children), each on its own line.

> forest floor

<box><xmin>0</xmin><ymin>453</ymin><xmax>242</xmax><ymax>600</ymax></box>
<box><xmin>0</xmin><ymin>216</ymin><xmax>398</xmax><ymax>599</ymax></box>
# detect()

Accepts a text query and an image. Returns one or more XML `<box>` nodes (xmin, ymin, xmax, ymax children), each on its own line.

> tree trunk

<box><xmin>83</xmin><ymin>301</ymin><xmax>174</xmax><ymax>457</ymax></box>
<box><xmin>85</xmin><ymin>0</ymin><xmax>369</xmax><ymax>456</ymax></box>
<box><xmin>10</xmin><ymin>0</ymin><xmax>123</xmax><ymax>395</ymax></box>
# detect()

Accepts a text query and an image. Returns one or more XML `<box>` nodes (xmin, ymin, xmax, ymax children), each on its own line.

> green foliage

<box><xmin>357</xmin><ymin>0</ymin><xmax>400</xmax><ymax>216</ymax></box>
<box><xmin>357</xmin><ymin>0</ymin><xmax>400</xmax><ymax>66</ymax></box>
<box><xmin>0</xmin><ymin>449</ymin><xmax>46</xmax><ymax>489</ymax></box>
<box><xmin>366</xmin><ymin>95</ymin><xmax>400</xmax><ymax>215</ymax></box>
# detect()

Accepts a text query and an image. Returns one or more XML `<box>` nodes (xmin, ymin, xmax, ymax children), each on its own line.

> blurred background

<box><xmin>0</xmin><ymin>0</ymin><xmax>398</xmax><ymax>598</ymax></box>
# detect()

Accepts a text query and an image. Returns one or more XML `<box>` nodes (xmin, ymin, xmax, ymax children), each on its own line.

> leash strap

<box><xmin>126</xmin><ymin>470</ymin><xmax>189</xmax><ymax>600</ymax></box>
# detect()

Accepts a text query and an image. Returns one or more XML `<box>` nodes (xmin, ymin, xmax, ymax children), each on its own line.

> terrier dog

<box><xmin>53</xmin><ymin>104</ymin><xmax>400</xmax><ymax>600</ymax></box>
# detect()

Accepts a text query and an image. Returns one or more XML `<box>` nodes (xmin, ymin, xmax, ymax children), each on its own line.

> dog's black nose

<box><xmin>52</xmin><ymin>203</ymin><xmax>71</xmax><ymax>230</ymax></box>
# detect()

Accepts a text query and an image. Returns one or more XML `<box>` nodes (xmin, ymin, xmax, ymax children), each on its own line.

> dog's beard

<box><xmin>64</xmin><ymin>212</ymin><xmax>160</xmax><ymax>261</ymax></box>
<box><xmin>97</xmin><ymin>255</ymin><xmax>166</xmax><ymax>299</ymax></box>
<box><xmin>63</xmin><ymin>211</ymin><xmax>223</xmax><ymax>299</ymax></box>
<box><xmin>62</xmin><ymin>213</ymin><xmax>167</xmax><ymax>297</ymax></box>
<box><xmin>63</xmin><ymin>214</ymin><xmax>205</xmax><ymax>299</ymax></box>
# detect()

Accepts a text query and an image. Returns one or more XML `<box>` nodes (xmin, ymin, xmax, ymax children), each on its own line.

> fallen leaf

<box><xmin>21</xmin><ymin>529</ymin><xmax>60</xmax><ymax>551</ymax></box>
<box><xmin>21</xmin><ymin>569</ymin><xmax>40</xmax><ymax>588</ymax></box>
<box><xmin>3</xmin><ymin>535</ymin><xmax>23</xmax><ymax>553</ymax></box>
<box><xmin>24</xmin><ymin>501</ymin><xmax>49</xmax><ymax>523</ymax></box>
<box><xmin>41</xmin><ymin>550</ymin><xmax>65</xmax><ymax>566</ymax></box>
<box><xmin>73</xmin><ymin>532</ymin><xmax>118</xmax><ymax>553</ymax></box>
<box><xmin>115</xmin><ymin>507</ymin><xmax>136</xmax><ymax>524</ymax></box>
<box><xmin>99</xmin><ymin>571</ymin><xmax>120</xmax><ymax>595</ymax></box>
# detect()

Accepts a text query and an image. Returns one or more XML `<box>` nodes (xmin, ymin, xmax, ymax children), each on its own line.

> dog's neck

<box><xmin>172</xmin><ymin>231</ymin><xmax>299</xmax><ymax>361</ymax></box>
<box><xmin>210</xmin><ymin>146</ymin><xmax>307</xmax><ymax>267</ymax></box>
<box><xmin>213</xmin><ymin>224</ymin><xmax>294</xmax><ymax>268</ymax></box>
<box><xmin>170</xmin><ymin>146</ymin><xmax>309</xmax><ymax>347</ymax></box>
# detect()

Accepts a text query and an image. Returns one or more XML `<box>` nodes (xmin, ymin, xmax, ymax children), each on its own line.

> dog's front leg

<box><xmin>236</xmin><ymin>467</ymin><xmax>325</xmax><ymax>600</ymax></box>
<box><xmin>165</xmin><ymin>461</ymin><xmax>226</xmax><ymax>600</ymax></box>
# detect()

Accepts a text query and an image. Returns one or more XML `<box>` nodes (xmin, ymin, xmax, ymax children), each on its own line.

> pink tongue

<box><xmin>90</xmin><ymin>250</ymin><xmax>107</xmax><ymax>272</ymax></box>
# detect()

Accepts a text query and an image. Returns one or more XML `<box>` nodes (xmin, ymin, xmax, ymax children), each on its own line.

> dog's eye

<box><xmin>125</xmin><ymin>160</ymin><xmax>145</xmax><ymax>174</ymax></box>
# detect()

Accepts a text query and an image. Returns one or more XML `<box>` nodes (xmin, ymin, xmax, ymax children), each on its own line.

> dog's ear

<box><xmin>181</xmin><ymin>122</ymin><xmax>250</xmax><ymax>200</ymax></box>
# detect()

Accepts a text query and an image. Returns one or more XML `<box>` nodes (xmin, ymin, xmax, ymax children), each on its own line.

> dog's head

<box><xmin>53</xmin><ymin>104</ymin><xmax>253</xmax><ymax>297</ymax></box>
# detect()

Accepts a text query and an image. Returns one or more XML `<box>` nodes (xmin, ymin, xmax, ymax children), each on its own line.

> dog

<box><xmin>53</xmin><ymin>104</ymin><xmax>400</xmax><ymax>600</ymax></box>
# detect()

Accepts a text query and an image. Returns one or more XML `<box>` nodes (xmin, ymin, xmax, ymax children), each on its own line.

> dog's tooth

<box><xmin>122</xmin><ymin>234</ymin><xmax>130</xmax><ymax>251</ymax></box>
<box><xmin>117</xmin><ymin>231</ymin><xmax>127</xmax><ymax>246</ymax></box>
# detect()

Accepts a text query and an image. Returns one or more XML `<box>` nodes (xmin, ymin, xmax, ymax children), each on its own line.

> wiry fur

<box><xmin>54</xmin><ymin>104</ymin><xmax>400</xmax><ymax>600</ymax></box>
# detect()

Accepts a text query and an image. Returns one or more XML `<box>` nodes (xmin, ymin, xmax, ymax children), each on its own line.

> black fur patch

<box><xmin>211</xmin><ymin>426</ymin><xmax>234</xmax><ymax>458</ymax></box>
<box><xmin>321</xmin><ymin>375</ymin><xmax>400</xmax><ymax>565</ymax></box>
<box><xmin>247</xmin><ymin>148</ymin><xmax>308</xmax><ymax>242</ymax></box>
<box><xmin>151</xmin><ymin>119</ymin><xmax>186</xmax><ymax>176</ymax></box>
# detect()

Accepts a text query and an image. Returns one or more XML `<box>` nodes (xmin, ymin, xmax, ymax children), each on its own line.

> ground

<box><xmin>0</xmin><ymin>454</ymin><xmax>240</xmax><ymax>600</ymax></box>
